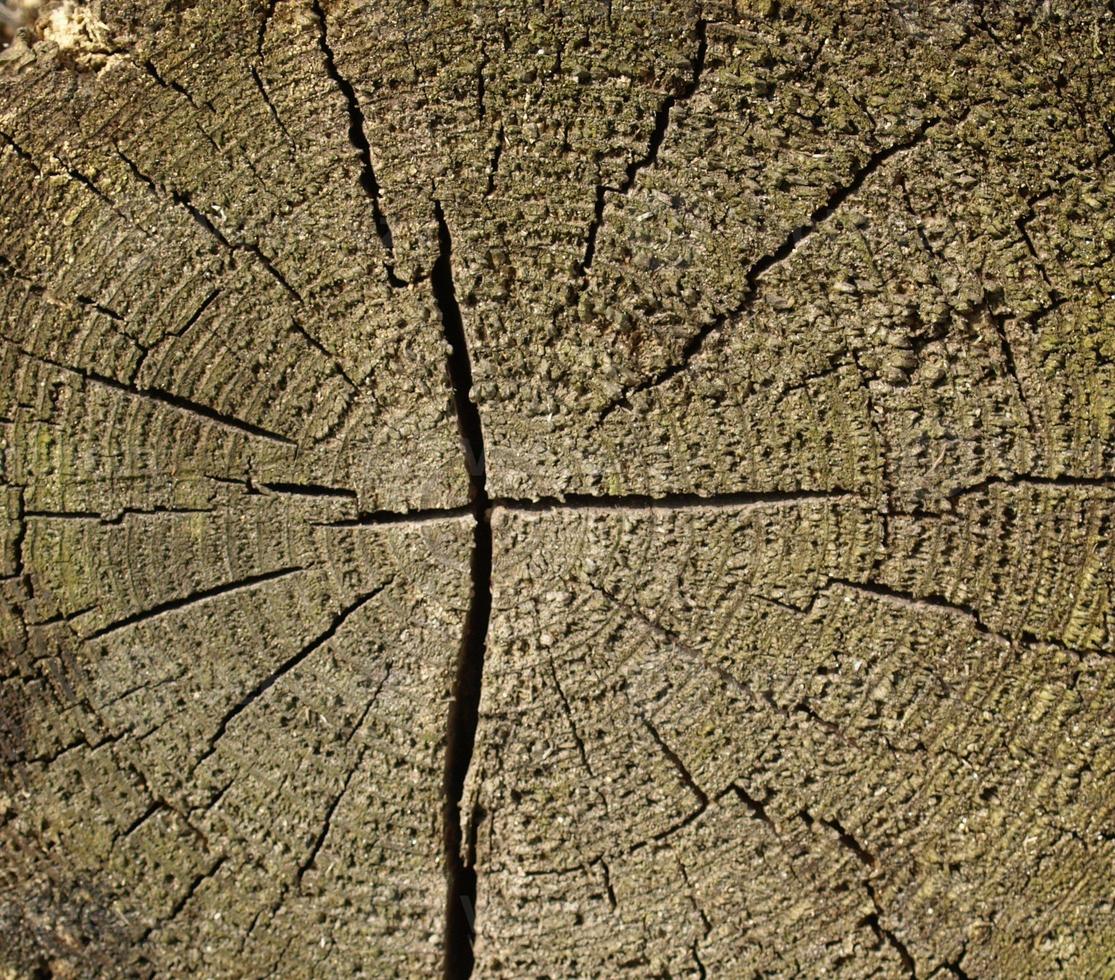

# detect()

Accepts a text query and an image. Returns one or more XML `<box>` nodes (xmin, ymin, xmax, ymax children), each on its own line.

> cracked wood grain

<box><xmin>86</xmin><ymin>565</ymin><xmax>308</xmax><ymax>640</ymax></box>
<box><xmin>0</xmin><ymin>336</ymin><xmax>300</xmax><ymax>446</ymax></box>
<box><xmin>189</xmin><ymin>581</ymin><xmax>392</xmax><ymax>777</ymax></box>
<box><xmin>294</xmin><ymin>665</ymin><xmax>390</xmax><ymax>888</ymax></box>
<box><xmin>433</xmin><ymin>197</ymin><xmax>492</xmax><ymax>980</ymax></box>
<box><xmin>579</xmin><ymin>17</ymin><xmax>708</xmax><ymax>274</ymax></box>
<box><xmin>311</xmin><ymin>0</ymin><xmax>403</xmax><ymax>287</ymax></box>
<box><xmin>597</xmin><ymin>116</ymin><xmax>941</xmax><ymax>423</ymax></box>
<box><xmin>2</xmin><ymin>3</ymin><xmax>1113</xmax><ymax>978</ymax></box>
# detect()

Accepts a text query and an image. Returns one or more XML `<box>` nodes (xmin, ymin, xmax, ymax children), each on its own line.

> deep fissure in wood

<box><xmin>433</xmin><ymin>200</ymin><xmax>491</xmax><ymax>980</ymax></box>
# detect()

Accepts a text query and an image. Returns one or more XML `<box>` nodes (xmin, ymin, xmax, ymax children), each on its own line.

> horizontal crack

<box><xmin>312</xmin><ymin>505</ymin><xmax>473</xmax><ymax>527</ymax></box>
<box><xmin>826</xmin><ymin>576</ymin><xmax>1013</xmax><ymax>645</ymax></box>
<box><xmin>25</xmin><ymin>506</ymin><xmax>213</xmax><ymax>523</ymax></box>
<box><xmin>493</xmin><ymin>488</ymin><xmax>850</xmax><ymax>513</ymax></box>
<box><xmin>259</xmin><ymin>481</ymin><xmax>358</xmax><ymax>501</ymax></box>
<box><xmin>946</xmin><ymin>472</ymin><xmax>1114</xmax><ymax>500</ymax></box>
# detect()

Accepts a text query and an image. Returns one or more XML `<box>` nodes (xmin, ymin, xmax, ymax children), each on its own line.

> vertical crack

<box><xmin>579</xmin><ymin>18</ymin><xmax>708</xmax><ymax>273</ymax></box>
<box><xmin>979</xmin><ymin>297</ymin><xmax>1035</xmax><ymax>434</ymax></box>
<box><xmin>434</xmin><ymin>200</ymin><xmax>491</xmax><ymax>980</ymax></box>
<box><xmin>865</xmin><ymin>882</ymin><xmax>917</xmax><ymax>977</ymax></box>
<box><xmin>311</xmin><ymin>0</ymin><xmax>405</xmax><ymax>287</ymax></box>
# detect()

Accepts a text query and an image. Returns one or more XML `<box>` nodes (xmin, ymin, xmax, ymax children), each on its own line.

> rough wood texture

<box><xmin>1</xmin><ymin>0</ymin><xmax>1113</xmax><ymax>976</ymax></box>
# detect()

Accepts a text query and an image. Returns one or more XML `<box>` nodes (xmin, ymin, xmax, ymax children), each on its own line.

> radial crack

<box><xmin>731</xmin><ymin>784</ymin><xmax>778</xmax><ymax>831</ymax></box>
<box><xmin>494</xmin><ymin>487</ymin><xmax>849</xmax><ymax>513</ymax></box>
<box><xmin>114</xmin><ymin>146</ymin><xmax>316</xmax><ymax>317</ymax></box>
<box><xmin>25</xmin><ymin>505</ymin><xmax>214</xmax><ymax>523</ymax></box>
<box><xmin>641</xmin><ymin>715</ymin><xmax>708</xmax><ymax>810</ymax></box>
<box><xmin>946</xmin><ymin>472</ymin><xmax>1114</xmax><ymax>500</ymax></box>
<box><xmin>596</xmin><ymin>117</ymin><xmax>940</xmax><ymax>422</ymax></box>
<box><xmin>592</xmin><ymin>583</ymin><xmax>766</xmax><ymax>711</ymax></box>
<box><xmin>250</xmin><ymin>65</ymin><xmax>295</xmax><ymax>150</ymax></box>
<box><xmin>826</xmin><ymin>576</ymin><xmax>1011</xmax><ymax>645</ymax></box>
<box><xmin>0</xmin><ymin>336</ymin><xmax>299</xmax><ymax>447</ymax></box>
<box><xmin>434</xmin><ymin>200</ymin><xmax>492</xmax><ymax>980</ymax></box>
<box><xmin>311</xmin><ymin>0</ymin><xmax>404</xmax><ymax>287</ymax></box>
<box><xmin>865</xmin><ymin>882</ymin><xmax>918</xmax><ymax>977</ymax></box>
<box><xmin>580</xmin><ymin>19</ymin><xmax>708</xmax><ymax>273</ymax></box>
<box><xmin>260</xmin><ymin>481</ymin><xmax>358</xmax><ymax>501</ymax></box>
<box><xmin>140</xmin><ymin>856</ymin><xmax>227</xmax><ymax>944</ymax></box>
<box><xmin>313</xmin><ymin>505</ymin><xmax>473</xmax><ymax>527</ymax></box>
<box><xmin>87</xmin><ymin>566</ymin><xmax>307</xmax><ymax>640</ymax></box>
<box><xmin>548</xmin><ymin>659</ymin><xmax>595</xmax><ymax>777</ymax></box>
<box><xmin>978</xmin><ymin>298</ymin><xmax>1034</xmax><ymax>431</ymax></box>
<box><xmin>296</xmin><ymin>668</ymin><xmax>390</xmax><ymax>889</ymax></box>
<box><xmin>190</xmin><ymin>582</ymin><xmax>390</xmax><ymax>776</ymax></box>
<box><xmin>593</xmin><ymin>584</ymin><xmax>865</xmax><ymax>751</ymax></box>
<box><xmin>89</xmin><ymin>372</ymin><xmax>300</xmax><ymax>447</ymax></box>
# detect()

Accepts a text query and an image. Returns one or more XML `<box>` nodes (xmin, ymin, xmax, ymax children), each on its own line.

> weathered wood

<box><xmin>1</xmin><ymin>0</ymin><xmax>1113</xmax><ymax>976</ymax></box>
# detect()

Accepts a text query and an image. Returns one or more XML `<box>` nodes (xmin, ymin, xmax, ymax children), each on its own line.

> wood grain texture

<box><xmin>1</xmin><ymin>0</ymin><xmax>1112</xmax><ymax>976</ymax></box>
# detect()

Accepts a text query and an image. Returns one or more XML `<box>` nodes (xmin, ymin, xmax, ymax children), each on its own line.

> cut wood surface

<box><xmin>1</xmin><ymin>0</ymin><xmax>1113</xmax><ymax>976</ymax></box>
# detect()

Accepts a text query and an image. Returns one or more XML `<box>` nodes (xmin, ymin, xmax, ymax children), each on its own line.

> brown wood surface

<box><xmin>1</xmin><ymin>0</ymin><xmax>1113</xmax><ymax>976</ymax></box>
